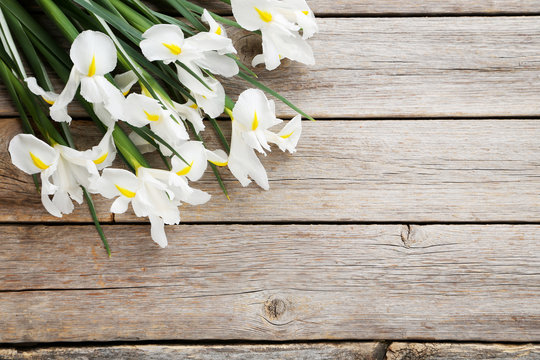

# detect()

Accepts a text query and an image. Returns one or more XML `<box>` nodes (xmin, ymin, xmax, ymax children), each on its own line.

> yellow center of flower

<box><xmin>302</xmin><ymin>10</ymin><xmax>309</xmax><ymax>15</ymax></box>
<box><xmin>252</xmin><ymin>111</ymin><xmax>259</xmax><ymax>130</ymax></box>
<box><xmin>254</xmin><ymin>7</ymin><xmax>272</xmax><ymax>22</ymax></box>
<box><xmin>144</xmin><ymin>110</ymin><xmax>160</xmax><ymax>121</ymax></box>
<box><xmin>29</xmin><ymin>152</ymin><xmax>49</xmax><ymax>170</ymax></box>
<box><xmin>280</xmin><ymin>131</ymin><xmax>295</xmax><ymax>139</ymax></box>
<box><xmin>189</xmin><ymin>103</ymin><xmax>198</xmax><ymax>109</ymax></box>
<box><xmin>42</xmin><ymin>96</ymin><xmax>55</xmax><ymax>105</ymax></box>
<box><xmin>115</xmin><ymin>184</ymin><xmax>136</xmax><ymax>198</ymax></box>
<box><xmin>93</xmin><ymin>152</ymin><xmax>108</xmax><ymax>165</ymax></box>
<box><xmin>215</xmin><ymin>26</ymin><xmax>222</xmax><ymax>35</ymax></box>
<box><xmin>176</xmin><ymin>160</ymin><xmax>194</xmax><ymax>176</ymax></box>
<box><xmin>162</xmin><ymin>42</ymin><xmax>182</xmax><ymax>55</ymax></box>
<box><xmin>208</xmin><ymin>159</ymin><xmax>228</xmax><ymax>166</ymax></box>
<box><xmin>88</xmin><ymin>55</ymin><xmax>96</xmax><ymax>77</ymax></box>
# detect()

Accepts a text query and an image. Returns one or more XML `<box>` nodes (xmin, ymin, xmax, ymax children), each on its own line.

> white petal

<box><xmin>260</xmin><ymin>30</ymin><xmax>282</xmax><ymax>70</ymax></box>
<box><xmin>96</xmin><ymin>76</ymin><xmax>126</xmax><ymax>120</ymax></box>
<box><xmin>140</xmin><ymin>24</ymin><xmax>185</xmax><ymax>64</ymax></box>
<box><xmin>8</xmin><ymin>134</ymin><xmax>58</xmax><ymax>174</ymax></box>
<box><xmin>52</xmin><ymin>190</ymin><xmax>75</xmax><ymax>215</ymax></box>
<box><xmin>149</xmin><ymin>214</ymin><xmax>168</xmax><ymax>247</ymax></box>
<box><xmin>172</xmin><ymin>100</ymin><xmax>205</xmax><ymax>133</ymax></box>
<box><xmin>80</xmin><ymin>77</ymin><xmax>103</xmax><ymax>103</ymax></box>
<box><xmin>99</xmin><ymin>168</ymin><xmax>140</xmax><ymax>199</ymax></box>
<box><xmin>114</xmin><ymin>70</ymin><xmax>138</xmax><ymax>95</ymax></box>
<box><xmin>50</xmin><ymin>67</ymin><xmax>81</xmax><ymax>123</ymax></box>
<box><xmin>184</xmin><ymin>188</ymin><xmax>211</xmax><ymax>205</ymax></box>
<box><xmin>171</xmin><ymin>141</ymin><xmax>207</xmax><ymax>181</ymax></box>
<box><xmin>25</xmin><ymin>77</ymin><xmax>58</xmax><ymax>104</ymax></box>
<box><xmin>111</xmin><ymin>196</ymin><xmax>131</xmax><ymax>214</ymax></box>
<box><xmin>175</xmin><ymin>62</ymin><xmax>214</xmax><ymax>97</ymax></box>
<box><xmin>228</xmin><ymin>122</ymin><xmax>269</xmax><ymax>189</ymax></box>
<box><xmin>70</xmin><ymin>30</ymin><xmax>117</xmax><ymax>76</ymax></box>
<box><xmin>202</xmin><ymin>9</ymin><xmax>225</xmax><ymax>36</ymax></box>
<box><xmin>265</xmin><ymin>25</ymin><xmax>315</xmax><ymax>66</ymax></box>
<box><xmin>205</xmin><ymin>149</ymin><xmax>228</xmax><ymax>166</ymax></box>
<box><xmin>184</xmin><ymin>32</ymin><xmax>235</xmax><ymax>53</ymax></box>
<box><xmin>122</xmin><ymin>93</ymin><xmax>160</xmax><ymax>127</ymax></box>
<box><xmin>93</xmin><ymin>103</ymin><xmax>116</xmax><ymax>128</ymax></box>
<box><xmin>195</xmin><ymin>51</ymin><xmax>239</xmax><ymax>77</ymax></box>
<box><xmin>231</xmin><ymin>0</ymin><xmax>270</xmax><ymax>31</ymax></box>
<box><xmin>192</xmin><ymin>78</ymin><xmax>225</xmax><ymax>118</ymax></box>
<box><xmin>233</xmin><ymin>88</ymin><xmax>279</xmax><ymax>131</ymax></box>
<box><xmin>128</xmin><ymin>131</ymin><xmax>156</xmax><ymax>154</ymax></box>
<box><xmin>251</xmin><ymin>54</ymin><xmax>266</xmax><ymax>67</ymax></box>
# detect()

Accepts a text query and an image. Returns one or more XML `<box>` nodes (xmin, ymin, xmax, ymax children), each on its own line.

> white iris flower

<box><xmin>228</xmin><ymin>88</ymin><xmax>301</xmax><ymax>189</ymax></box>
<box><xmin>8</xmin><ymin>131</ymin><xmax>116</xmax><ymax>217</ymax></box>
<box><xmin>231</xmin><ymin>0</ymin><xmax>317</xmax><ymax>70</ymax></box>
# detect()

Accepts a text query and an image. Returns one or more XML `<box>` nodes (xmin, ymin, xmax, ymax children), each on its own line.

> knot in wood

<box><xmin>265</xmin><ymin>297</ymin><xmax>287</xmax><ymax>320</ymax></box>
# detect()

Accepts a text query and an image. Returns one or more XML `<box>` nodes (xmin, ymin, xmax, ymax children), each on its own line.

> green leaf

<box><xmin>0</xmin><ymin>0</ymin><xmax>70</xmax><ymax>66</ymax></box>
<box><xmin>238</xmin><ymin>71</ymin><xmax>315</xmax><ymax>121</ymax></box>
<box><xmin>108</xmin><ymin>0</ymin><xmax>154</xmax><ymax>33</ymax></box>
<box><xmin>83</xmin><ymin>188</ymin><xmax>111</xmax><ymax>257</ymax></box>
<box><xmin>147</xmin><ymin>11</ymin><xmax>195</xmax><ymax>35</ymax></box>
<box><xmin>209</xmin><ymin>117</ymin><xmax>230</xmax><ymax>153</ymax></box>
<box><xmin>172</xmin><ymin>0</ymin><xmax>245</xmax><ymax>31</ymax></box>
<box><xmin>36</xmin><ymin>0</ymin><xmax>79</xmax><ymax>41</ymax></box>
<box><xmin>164</xmin><ymin>0</ymin><xmax>206</xmax><ymax>32</ymax></box>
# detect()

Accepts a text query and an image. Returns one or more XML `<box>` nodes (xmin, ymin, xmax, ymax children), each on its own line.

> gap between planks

<box><xmin>2</xmin><ymin>342</ymin><xmax>540</xmax><ymax>360</ymax></box>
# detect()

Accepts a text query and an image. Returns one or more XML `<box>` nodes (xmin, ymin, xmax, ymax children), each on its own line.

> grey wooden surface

<box><xmin>1</xmin><ymin>224</ymin><xmax>539</xmax><ymax>342</ymax></box>
<box><xmin>1</xmin><ymin>0</ymin><xmax>540</xmax><ymax>357</ymax></box>
<box><xmin>2</xmin><ymin>118</ymin><xmax>539</xmax><ymax>223</ymax></box>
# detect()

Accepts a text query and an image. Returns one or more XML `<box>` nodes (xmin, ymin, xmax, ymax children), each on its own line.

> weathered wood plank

<box><xmin>1</xmin><ymin>224</ymin><xmax>539</xmax><ymax>342</ymax></box>
<box><xmin>206</xmin><ymin>0</ymin><xmax>540</xmax><ymax>15</ymax></box>
<box><xmin>2</xmin><ymin>18</ymin><xmax>540</xmax><ymax>118</ymax></box>
<box><xmin>0</xmin><ymin>342</ymin><xmax>387</xmax><ymax>359</ymax></box>
<box><xmin>2</xmin><ymin>118</ymin><xmax>539</xmax><ymax>223</ymax></box>
<box><xmin>23</xmin><ymin>0</ymin><xmax>540</xmax><ymax>15</ymax></box>
<box><xmin>386</xmin><ymin>342</ymin><xmax>540</xmax><ymax>360</ymax></box>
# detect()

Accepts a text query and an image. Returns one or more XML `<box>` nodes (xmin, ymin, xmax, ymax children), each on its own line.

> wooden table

<box><xmin>1</xmin><ymin>1</ymin><xmax>539</xmax><ymax>359</ymax></box>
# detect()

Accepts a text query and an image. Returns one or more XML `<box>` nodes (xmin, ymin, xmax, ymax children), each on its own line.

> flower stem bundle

<box><xmin>0</xmin><ymin>0</ymin><xmax>318</xmax><ymax>253</ymax></box>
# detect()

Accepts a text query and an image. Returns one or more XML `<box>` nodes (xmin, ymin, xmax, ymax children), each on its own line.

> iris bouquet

<box><xmin>0</xmin><ymin>0</ymin><xmax>317</xmax><ymax>254</ymax></box>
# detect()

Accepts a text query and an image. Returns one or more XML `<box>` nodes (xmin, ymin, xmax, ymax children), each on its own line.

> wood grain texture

<box><xmin>1</xmin><ymin>224</ymin><xmax>539</xmax><ymax>342</ymax></box>
<box><xmin>23</xmin><ymin>0</ymin><xmax>540</xmax><ymax>15</ymax></box>
<box><xmin>386</xmin><ymin>342</ymin><xmax>540</xmax><ymax>360</ymax></box>
<box><xmin>2</xmin><ymin>118</ymin><xmax>539</xmax><ymax>223</ymax></box>
<box><xmin>201</xmin><ymin>0</ymin><xmax>540</xmax><ymax>15</ymax></box>
<box><xmin>2</xmin><ymin>18</ymin><xmax>540</xmax><ymax>118</ymax></box>
<box><xmin>0</xmin><ymin>342</ymin><xmax>387</xmax><ymax>359</ymax></box>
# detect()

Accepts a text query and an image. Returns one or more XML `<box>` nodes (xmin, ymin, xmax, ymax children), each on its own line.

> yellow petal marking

<box><xmin>254</xmin><ymin>7</ymin><xmax>272</xmax><ymax>22</ymax></box>
<box><xmin>42</xmin><ymin>96</ymin><xmax>55</xmax><ymax>105</ymax></box>
<box><xmin>280</xmin><ymin>130</ymin><xmax>295</xmax><ymax>139</ymax></box>
<box><xmin>88</xmin><ymin>54</ymin><xmax>96</xmax><ymax>77</ymax></box>
<box><xmin>115</xmin><ymin>184</ymin><xmax>136</xmax><ymax>198</ymax></box>
<box><xmin>251</xmin><ymin>111</ymin><xmax>259</xmax><ymax>130</ymax></box>
<box><xmin>29</xmin><ymin>152</ymin><xmax>49</xmax><ymax>170</ymax></box>
<box><xmin>189</xmin><ymin>103</ymin><xmax>198</xmax><ymax>109</ymax></box>
<box><xmin>93</xmin><ymin>152</ymin><xmax>108</xmax><ymax>165</ymax></box>
<box><xmin>215</xmin><ymin>26</ymin><xmax>222</xmax><ymax>35</ymax></box>
<box><xmin>144</xmin><ymin>110</ymin><xmax>160</xmax><ymax>121</ymax></box>
<box><xmin>176</xmin><ymin>160</ymin><xmax>194</xmax><ymax>176</ymax></box>
<box><xmin>122</xmin><ymin>89</ymin><xmax>130</xmax><ymax>96</ymax></box>
<box><xmin>208</xmin><ymin>159</ymin><xmax>228</xmax><ymax>166</ymax></box>
<box><xmin>162</xmin><ymin>42</ymin><xmax>182</xmax><ymax>55</ymax></box>
<box><xmin>302</xmin><ymin>10</ymin><xmax>309</xmax><ymax>15</ymax></box>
